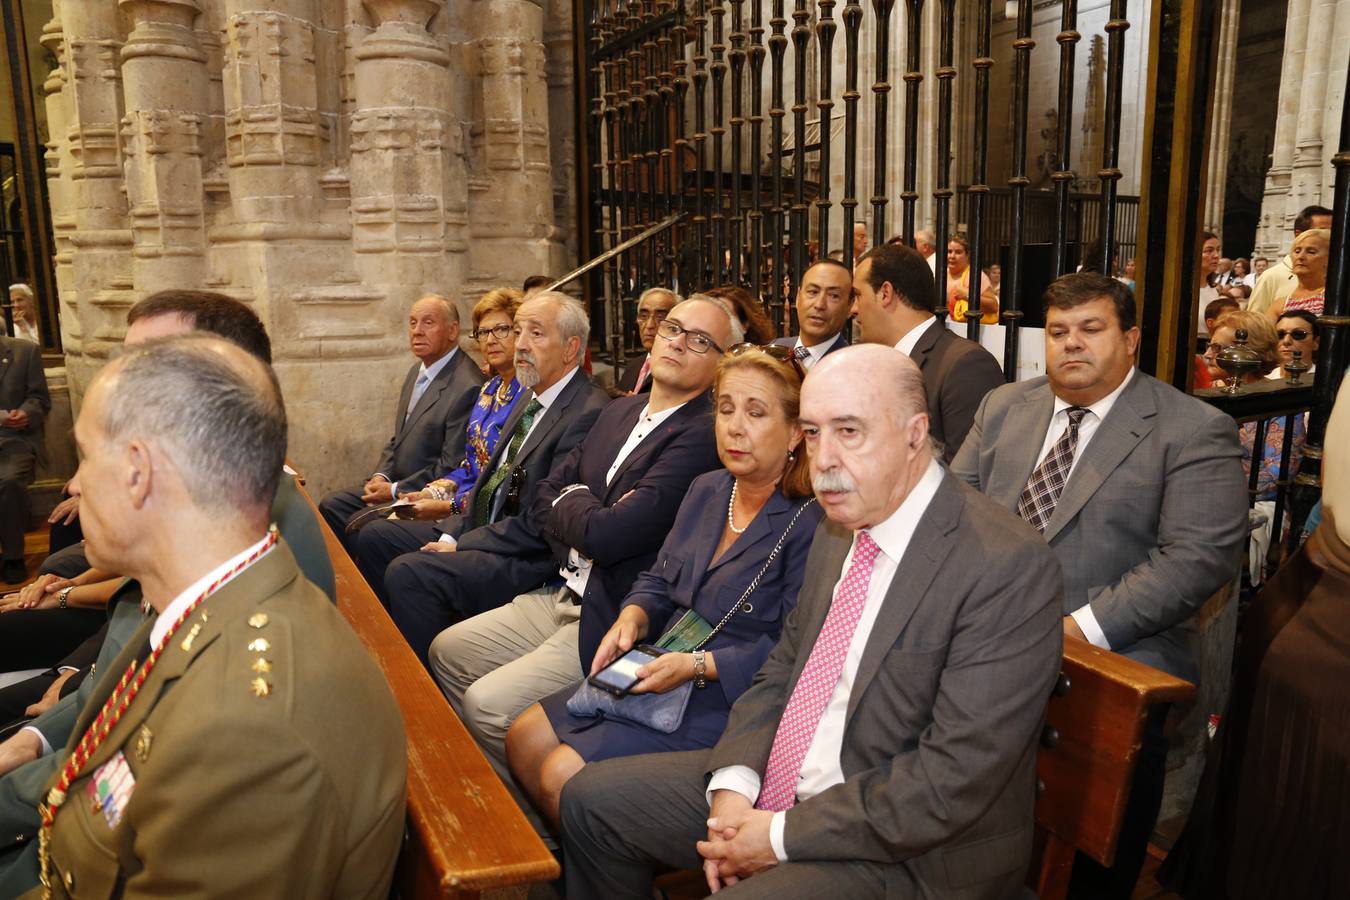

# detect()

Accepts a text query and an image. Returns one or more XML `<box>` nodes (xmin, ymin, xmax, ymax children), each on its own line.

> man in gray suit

<box><xmin>950</xmin><ymin>272</ymin><xmax>1247</xmax><ymax>898</ymax></box>
<box><xmin>0</xmin><ymin>335</ymin><xmax>50</xmax><ymax>582</ymax></box>
<box><xmin>852</xmin><ymin>242</ymin><xmax>1003</xmax><ymax>462</ymax></box>
<box><xmin>559</xmin><ymin>345</ymin><xmax>1064</xmax><ymax>899</ymax></box>
<box><xmin>319</xmin><ymin>293</ymin><xmax>483</xmax><ymax>550</ymax></box>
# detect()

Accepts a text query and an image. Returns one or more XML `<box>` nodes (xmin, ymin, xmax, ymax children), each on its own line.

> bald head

<box><xmin>800</xmin><ymin>345</ymin><xmax>932</xmax><ymax>530</ymax></box>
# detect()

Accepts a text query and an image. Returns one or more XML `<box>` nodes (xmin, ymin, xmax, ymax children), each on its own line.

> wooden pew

<box><xmin>1029</xmin><ymin>635</ymin><xmax>1196</xmax><ymax>900</ymax></box>
<box><xmin>293</xmin><ymin>479</ymin><xmax>560</xmax><ymax>898</ymax></box>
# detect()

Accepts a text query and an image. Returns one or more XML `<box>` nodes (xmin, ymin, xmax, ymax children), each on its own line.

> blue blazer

<box><xmin>534</xmin><ymin>393</ymin><xmax>721</xmax><ymax>669</ymax></box>
<box><xmin>621</xmin><ymin>470</ymin><xmax>823</xmax><ymax>718</ymax></box>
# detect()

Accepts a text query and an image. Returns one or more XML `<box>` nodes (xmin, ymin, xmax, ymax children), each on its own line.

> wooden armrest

<box><xmin>295</xmin><ymin>480</ymin><xmax>560</xmax><ymax>896</ymax></box>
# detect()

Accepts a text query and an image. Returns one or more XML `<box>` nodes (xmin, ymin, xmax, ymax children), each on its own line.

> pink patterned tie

<box><xmin>756</xmin><ymin>531</ymin><xmax>882</xmax><ymax>812</ymax></box>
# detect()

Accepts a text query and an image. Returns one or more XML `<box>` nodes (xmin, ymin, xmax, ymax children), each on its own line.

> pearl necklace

<box><xmin>727</xmin><ymin>480</ymin><xmax>746</xmax><ymax>534</ymax></box>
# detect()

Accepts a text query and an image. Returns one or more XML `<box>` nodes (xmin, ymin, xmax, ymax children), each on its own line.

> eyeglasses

<box><xmin>471</xmin><ymin>323</ymin><xmax>513</xmax><ymax>342</ymax></box>
<box><xmin>728</xmin><ymin>342</ymin><xmax>805</xmax><ymax>375</ymax></box>
<box><xmin>1276</xmin><ymin>328</ymin><xmax>1311</xmax><ymax>341</ymax></box>
<box><xmin>656</xmin><ymin>319</ymin><xmax>724</xmax><ymax>355</ymax></box>
<box><xmin>636</xmin><ymin>309</ymin><xmax>670</xmax><ymax>324</ymax></box>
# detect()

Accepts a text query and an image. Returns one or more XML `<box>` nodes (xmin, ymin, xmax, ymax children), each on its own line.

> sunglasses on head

<box><xmin>727</xmin><ymin>342</ymin><xmax>806</xmax><ymax>375</ymax></box>
<box><xmin>1276</xmin><ymin>328</ymin><xmax>1311</xmax><ymax>341</ymax></box>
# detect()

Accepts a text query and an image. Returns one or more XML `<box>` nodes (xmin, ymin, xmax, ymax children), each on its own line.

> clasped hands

<box><xmin>0</xmin><ymin>409</ymin><xmax>27</xmax><ymax>431</ymax></box>
<box><xmin>0</xmin><ymin>573</ymin><xmax>73</xmax><ymax>613</ymax></box>
<box><xmin>700</xmin><ymin>790</ymin><xmax>778</xmax><ymax>892</ymax></box>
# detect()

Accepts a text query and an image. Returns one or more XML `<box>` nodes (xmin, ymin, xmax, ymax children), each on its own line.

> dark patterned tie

<box><xmin>473</xmin><ymin>398</ymin><xmax>543</xmax><ymax>526</ymax></box>
<box><xmin>792</xmin><ymin>345</ymin><xmax>811</xmax><ymax>362</ymax></box>
<box><xmin>1016</xmin><ymin>407</ymin><xmax>1088</xmax><ymax>533</ymax></box>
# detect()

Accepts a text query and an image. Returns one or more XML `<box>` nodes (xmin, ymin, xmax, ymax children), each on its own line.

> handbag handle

<box><xmin>693</xmin><ymin>496</ymin><xmax>818</xmax><ymax>651</ymax></box>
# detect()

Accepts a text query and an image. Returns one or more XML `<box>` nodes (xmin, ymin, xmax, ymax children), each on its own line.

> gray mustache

<box><xmin>812</xmin><ymin>469</ymin><xmax>855</xmax><ymax>494</ymax></box>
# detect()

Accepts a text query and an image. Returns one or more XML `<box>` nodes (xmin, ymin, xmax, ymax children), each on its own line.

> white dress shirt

<box><xmin>437</xmin><ymin>365</ymin><xmax>581</xmax><ymax>546</ymax></box>
<box><xmin>24</xmin><ymin>531</ymin><xmax>278</xmax><ymax>756</ymax></box>
<box><xmin>1031</xmin><ymin>367</ymin><xmax>1136</xmax><ymax>648</ymax></box>
<box><xmin>892</xmin><ymin>315</ymin><xmax>938</xmax><ymax>357</ymax></box>
<box><xmin>791</xmin><ymin>333</ymin><xmax>843</xmax><ymax>370</ymax></box>
<box><xmin>386</xmin><ymin>348</ymin><xmax>459</xmax><ymax>496</ymax></box>
<box><xmin>557</xmin><ymin>400</ymin><xmax>686</xmax><ymax>595</ymax></box>
<box><xmin>706</xmin><ymin>458</ymin><xmax>945</xmax><ymax>860</ymax></box>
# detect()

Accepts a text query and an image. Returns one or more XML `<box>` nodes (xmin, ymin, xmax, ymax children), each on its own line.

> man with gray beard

<box><xmin>355</xmin><ymin>293</ymin><xmax>610</xmax><ymax>661</ymax></box>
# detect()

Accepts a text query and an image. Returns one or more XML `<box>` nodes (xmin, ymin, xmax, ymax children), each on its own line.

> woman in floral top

<box><xmin>400</xmin><ymin>288</ymin><xmax>525</xmax><ymax>518</ymax></box>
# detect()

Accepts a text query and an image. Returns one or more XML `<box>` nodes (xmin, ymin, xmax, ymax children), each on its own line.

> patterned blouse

<box><xmin>1240</xmin><ymin>414</ymin><xmax>1306</xmax><ymax>501</ymax></box>
<box><xmin>439</xmin><ymin>375</ymin><xmax>524</xmax><ymax>510</ymax></box>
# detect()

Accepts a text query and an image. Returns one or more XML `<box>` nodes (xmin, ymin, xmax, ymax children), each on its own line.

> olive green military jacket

<box><xmin>27</xmin><ymin>539</ymin><xmax>406</xmax><ymax>899</ymax></box>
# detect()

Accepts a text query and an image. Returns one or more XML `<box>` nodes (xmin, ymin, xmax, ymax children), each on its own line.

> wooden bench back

<box><xmin>295</xmin><ymin>479</ymin><xmax>559</xmax><ymax>897</ymax></box>
<box><xmin>1029</xmin><ymin>636</ymin><xmax>1195</xmax><ymax>900</ymax></box>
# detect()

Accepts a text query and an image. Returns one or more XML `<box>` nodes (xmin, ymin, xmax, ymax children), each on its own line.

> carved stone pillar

<box><xmin>1203</xmin><ymin>0</ymin><xmax>1241</xmax><ymax>234</ymax></box>
<box><xmin>41</xmin><ymin>4</ymin><xmax>78</xmax><ymax>357</ymax></box>
<box><xmin>59</xmin><ymin>0</ymin><xmax>134</xmax><ymax>388</ymax></box>
<box><xmin>119</xmin><ymin>0</ymin><xmax>210</xmax><ymax>292</ymax></box>
<box><xmin>465</xmin><ymin>1</ymin><xmax>561</xmax><ymax>285</ymax></box>
<box><xmin>221</xmin><ymin>0</ymin><xmax>325</xmax><ymax>223</ymax></box>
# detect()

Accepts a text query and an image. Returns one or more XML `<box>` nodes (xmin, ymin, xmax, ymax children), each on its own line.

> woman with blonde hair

<box><xmin>1267</xmin><ymin>228</ymin><xmax>1330</xmax><ymax>321</ymax></box>
<box><xmin>505</xmin><ymin>344</ymin><xmax>823</xmax><ymax>829</ymax></box>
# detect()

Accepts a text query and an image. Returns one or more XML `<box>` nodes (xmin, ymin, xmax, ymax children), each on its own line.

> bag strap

<box><xmin>693</xmin><ymin>496</ymin><xmax>818</xmax><ymax>651</ymax></box>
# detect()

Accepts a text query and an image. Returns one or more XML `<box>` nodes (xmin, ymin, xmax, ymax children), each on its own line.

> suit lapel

<box><xmin>989</xmin><ymin>383</ymin><xmax>1057</xmax><ymax>510</ymax></box>
<box><xmin>603</xmin><ymin>394</ymin><xmax>711</xmax><ymax>501</ymax></box>
<box><xmin>1042</xmin><ymin>372</ymin><xmax>1156</xmax><ymax>542</ymax></box>
<box><xmin>516</xmin><ymin>370</ymin><xmax>585</xmax><ymax>464</ymax></box>
<box><xmin>906</xmin><ymin>318</ymin><xmax>942</xmax><ymax>370</ymax></box>
<box><xmin>387</xmin><ymin>364</ymin><xmax>420</xmax><ymax>450</ymax></box>
<box><xmin>709</xmin><ymin>489</ymin><xmax>793</xmax><ymax>574</ymax></box>
<box><xmin>687</xmin><ymin>474</ymin><xmax>733</xmax><ymax>582</ymax></box>
<box><xmin>846</xmin><ymin>475</ymin><xmax>960</xmax><ymax>720</ymax></box>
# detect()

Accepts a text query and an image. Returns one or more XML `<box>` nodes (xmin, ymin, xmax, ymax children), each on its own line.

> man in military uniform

<box><xmin>18</xmin><ymin>336</ymin><xmax>406</xmax><ymax>898</ymax></box>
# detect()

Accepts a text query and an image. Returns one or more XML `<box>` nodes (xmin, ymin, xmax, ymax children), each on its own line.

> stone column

<box><xmin>221</xmin><ymin>0</ymin><xmax>325</xmax><ymax>224</ymax></box>
<box><xmin>1289</xmin><ymin>0</ymin><xmax>1336</xmax><ymax>211</ymax></box>
<box><xmin>40</xmin><ymin>4</ymin><xmax>78</xmax><ymax>358</ymax></box>
<box><xmin>465</xmin><ymin>1</ymin><xmax>561</xmax><ymax>287</ymax></box>
<box><xmin>59</xmin><ymin>0</ymin><xmax>135</xmax><ymax>391</ymax></box>
<box><xmin>1255</xmin><ymin>0</ymin><xmax>1311</xmax><ymax>254</ymax></box>
<box><xmin>119</xmin><ymin>0</ymin><xmax>211</xmax><ymax>292</ymax></box>
<box><xmin>1203</xmin><ymin>0</ymin><xmax>1241</xmax><ymax>234</ymax></box>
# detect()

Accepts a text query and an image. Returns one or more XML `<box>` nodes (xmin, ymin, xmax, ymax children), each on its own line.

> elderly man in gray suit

<box><xmin>950</xmin><ymin>272</ymin><xmax>1247</xmax><ymax>899</ymax></box>
<box><xmin>319</xmin><ymin>293</ymin><xmax>483</xmax><ymax>550</ymax></box>
<box><xmin>559</xmin><ymin>345</ymin><xmax>1064</xmax><ymax>899</ymax></box>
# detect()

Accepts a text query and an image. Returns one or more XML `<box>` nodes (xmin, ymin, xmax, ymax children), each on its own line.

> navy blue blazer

<box><xmin>621</xmin><ymin>469</ymin><xmax>823</xmax><ymax>713</ymax></box>
<box><xmin>533</xmin><ymin>393</ymin><xmax>721</xmax><ymax>668</ymax></box>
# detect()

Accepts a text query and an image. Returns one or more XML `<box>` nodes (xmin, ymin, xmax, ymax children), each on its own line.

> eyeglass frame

<box><xmin>471</xmin><ymin>323</ymin><xmax>514</xmax><ymax>343</ymax></box>
<box><xmin>655</xmin><ymin>318</ymin><xmax>725</xmax><ymax>355</ymax></box>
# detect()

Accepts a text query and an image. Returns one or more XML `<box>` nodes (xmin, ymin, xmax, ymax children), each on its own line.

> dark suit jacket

<box><xmin>373</xmin><ymin>348</ymin><xmax>483</xmax><ymax>493</ymax></box>
<box><xmin>0</xmin><ymin>337</ymin><xmax>50</xmax><ymax>454</ymax></box>
<box><xmin>949</xmin><ymin>370</ymin><xmax>1247</xmax><ymax>681</ymax></box>
<box><xmin>529</xmin><ymin>394</ymin><xmax>720</xmax><ymax>668</ymax></box>
<box><xmin>707</xmin><ymin>472</ymin><xmax>1063</xmax><ymax>898</ymax></box>
<box><xmin>771</xmin><ymin>331</ymin><xmax>849</xmax><ymax>360</ymax></box>
<box><xmin>616</xmin><ymin>355</ymin><xmax>652</xmax><ymax>394</ymax></box>
<box><xmin>906</xmin><ymin>321</ymin><xmax>1003</xmax><ymax>462</ymax></box>
<box><xmin>438</xmin><ymin>367</ymin><xmax>609</xmax><ymax>549</ymax></box>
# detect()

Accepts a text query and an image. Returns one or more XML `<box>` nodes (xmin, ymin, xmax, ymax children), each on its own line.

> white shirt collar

<box><xmin>859</xmin><ymin>457</ymin><xmax>944</xmax><ymax>564</ymax></box>
<box><xmin>530</xmin><ymin>364</ymin><xmax>581</xmax><ymax>411</ymax></box>
<box><xmin>1051</xmin><ymin>365</ymin><xmax>1136</xmax><ymax>423</ymax></box>
<box><xmin>149</xmin><ymin>531</ymin><xmax>277</xmax><ymax>649</ymax></box>
<box><xmin>418</xmin><ymin>346</ymin><xmax>458</xmax><ymax>382</ymax></box>
<box><xmin>893</xmin><ymin>315</ymin><xmax>938</xmax><ymax>357</ymax></box>
<box><xmin>793</xmin><ymin>334</ymin><xmax>841</xmax><ymax>367</ymax></box>
<box><xmin>636</xmin><ymin>400</ymin><xmax>686</xmax><ymax>429</ymax></box>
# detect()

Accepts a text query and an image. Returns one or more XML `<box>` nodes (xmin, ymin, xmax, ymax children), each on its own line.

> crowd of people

<box><xmin>0</xmin><ymin>226</ymin><xmax>1342</xmax><ymax>898</ymax></box>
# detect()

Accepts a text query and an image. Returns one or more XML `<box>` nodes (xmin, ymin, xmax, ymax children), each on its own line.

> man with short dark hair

<box><xmin>951</xmin><ymin>272</ymin><xmax>1247</xmax><ymax>898</ymax></box>
<box><xmin>617</xmin><ymin>287</ymin><xmax>679</xmax><ymax>394</ymax></box>
<box><xmin>772</xmin><ymin>259</ymin><xmax>852</xmax><ymax>369</ymax></box>
<box><xmin>319</xmin><ymin>294</ymin><xmax>483</xmax><ymax>551</ymax></box>
<box><xmin>9</xmin><ymin>336</ymin><xmax>406</xmax><ymax>898</ymax></box>
<box><xmin>851</xmin><ymin>243</ymin><xmax>1003</xmax><ymax>461</ymax></box>
<box><xmin>559</xmin><ymin>345</ymin><xmax>1064</xmax><ymax>899</ymax></box>
<box><xmin>1249</xmin><ymin>204</ymin><xmax>1334</xmax><ymax>316</ymax></box>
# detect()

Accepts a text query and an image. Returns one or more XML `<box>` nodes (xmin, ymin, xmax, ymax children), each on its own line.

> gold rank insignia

<box><xmin>251</xmin><ymin>677</ymin><xmax>272</xmax><ymax>698</ymax></box>
<box><xmin>251</xmin><ymin>657</ymin><xmax>272</xmax><ymax>674</ymax></box>
<box><xmin>134</xmin><ymin>725</ymin><xmax>153</xmax><ymax>763</ymax></box>
<box><xmin>248</xmin><ymin>612</ymin><xmax>269</xmax><ymax>629</ymax></box>
<box><xmin>247</xmin><ymin>638</ymin><xmax>270</xmax><ymax>653</ymax></box>
<box><xmin>180</xmin><ymin>623</ymin><xmax>203</xmax><ymax>652</ymax></box>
